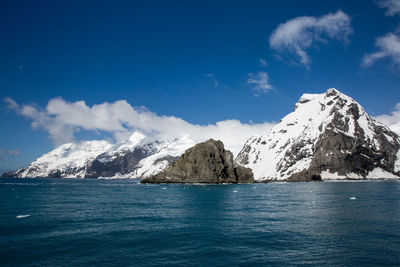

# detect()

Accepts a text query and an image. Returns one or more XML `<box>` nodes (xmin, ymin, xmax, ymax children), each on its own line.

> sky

<box><xmin>1</xmin><ymin>0</ymin><xmax>400</xmax><ymax>172</ymax></box>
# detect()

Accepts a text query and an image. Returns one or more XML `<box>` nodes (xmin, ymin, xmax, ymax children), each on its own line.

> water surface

<box><xmin>1</xmin><ymin>178</ymin><xmax>399</xmax><ymax>266</ymax></box>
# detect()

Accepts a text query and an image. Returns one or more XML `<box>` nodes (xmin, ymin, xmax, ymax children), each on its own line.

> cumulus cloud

<box><xmin>5</xmin><ymin>97</ymin><xmax>275</xmax><ymax>156</ymax></box>
<box><xmin>374</xmin><ymin>103</ymin><xmax>400</xmax><ymax>134</ymax></box>
<box><xmin>247</xmin><ymin>71</ymin><xmax>273</xmax><ymax>95</ymax></box>
<box><xmin>269</xmin><ymin>10</ymin><xmax>353</xmax><ymax>69</ymax></box>
<box><xmin>377</xmin><ymin>0</ymin><xmax>400</xmax><ymax>16</ymax></box>
<box><xmin>362</xmin><ymin>32</ymin><xmax>400</xmax><ymax>69</ymax></box>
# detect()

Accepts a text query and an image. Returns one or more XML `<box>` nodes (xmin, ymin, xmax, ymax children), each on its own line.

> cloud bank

<box><xmin>269</xmin><ymin>10</ymin><xmax>353</xmax><ymax>69</ymax></box>
<box><xmin>362</xmin><ymin>32</ymin><xmax>400</xmax><ymax>69</ymax></box>
<box><xmin>5</xmin><ymin>97</ymin><xmax>275</xmax><ymax>156</ymax></box>
<box><xmin>377</xmin><ymin>0</ymin><xmax>400</xmax><ymax>16</ymax></box>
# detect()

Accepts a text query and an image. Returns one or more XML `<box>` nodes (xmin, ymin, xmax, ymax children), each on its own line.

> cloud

<box><xmin>269</xmin><ymin>10</ymin><xmax>353</xmax><ymax>69</ymax></box>
<box><xmin>377</xmin><ymin>0</ymin><xmax>400</xmax><ymax>16</ymax></box>
<box><xmin>5</xmin><ymin>98</ymin><xmax>275</xmax><ymax>156</ymax></box>
<box><xmin>374</xmin><ymin>103</ymin><xmax>400</xmax><ymax>134</ymax></box>
<box><xmin>0</xmin><ymin>149</ymin><xmax>20</xmax><ymax>161</ymax></box>
<box><xmin>362</xmin><ymin>32</ymin><xmax>400</xmax><ymax>69</ymax></box>
<box><xmin>205</xmin><ymin>73</ymin><xmax>218</xmax><ymax>87</ymax></box>
<box><xmin>4</xmin><ymin>97</ymin><xmax>18</xmax><ymax>110</ymax></box>
<box><xmin>259</xmin><ymin>58</ymin><xmax>268</xmax><ymax>67</ymax></box>
<box><xmin>247</xmin><ymin>71</ymin><xmax>273</xmax><ymax>95</ymax></box>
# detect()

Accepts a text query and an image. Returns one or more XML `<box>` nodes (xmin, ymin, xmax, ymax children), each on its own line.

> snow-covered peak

<box><xmin>288</xmin><ymin>88</ymin><xmax>378</xmax><ymax>142</ymax></box>
<box><xmin>236</xmin><ymin>88</ymin><xmax>400</xmax><ymax>181</ymax></box>
<box><xmin>113</xmin><ymin>131</ymin><xmax>147</xmax><ymax>152</ymax></box>
<box><xmin>20</xmin><ymin>139</ymin><xmax>113</xmax><ymax>178</ymax></box>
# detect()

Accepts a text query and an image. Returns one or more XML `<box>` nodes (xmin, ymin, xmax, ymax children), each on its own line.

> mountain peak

<box><xmin>325</xmin><ymin>87</ymin><xmax>340</xmax><ymax>96</ymax></box>
<box><xmin>236</xmin><ymin>89</ymin><xmax>400</xmax><ymax>181</ymax></box>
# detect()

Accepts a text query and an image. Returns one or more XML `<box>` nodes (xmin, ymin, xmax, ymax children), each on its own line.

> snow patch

<box><xmin>366</xmin><ymin>168</ymin><xmax>399</xmax><ymax>179</ymax></box>
<box><xmin>395</xmin><ymin>148</ymin><xmax>400</xmax><ymax>173</ymax></box>
<box><xmin>320</xmin><ymin>170</ymin><xmax>362</xmax><ymax>180</ymax></box>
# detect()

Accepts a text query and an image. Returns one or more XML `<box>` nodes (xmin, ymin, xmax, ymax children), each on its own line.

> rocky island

<box><xmin>141</xmin><ymin>139</ymin><xmax>254</xmax><ymax>184</ymax></box>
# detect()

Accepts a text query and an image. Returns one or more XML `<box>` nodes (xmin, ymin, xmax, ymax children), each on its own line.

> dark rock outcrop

<box><xmin>85</xmin><ymin>147</ymin><xmax>153</xmax><ymax>178</ymax></box>
<box><xmin>141</xmin><ymin>139</ymin><xmax>254</xmax><ymax>184</ymax></box>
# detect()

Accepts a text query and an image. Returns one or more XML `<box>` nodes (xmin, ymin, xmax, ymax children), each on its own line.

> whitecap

<box><xmin>349</xmin><ymin>197</ymin><xmax>357</xmax><ymax>200</ymax></box>
<box><xmin>162</xmin><ymin>187</ymin><xmax>167</xmax><ymax>190</ymax></box>
<box><xmin>233</xmin><ymin>190</ymin><xmax>238</xmax><ymax>192</ymax></box>
<box><xmin>16</xmin><ymin>214</ymin><xmax>30</xmax><ymax>219</ymax></box>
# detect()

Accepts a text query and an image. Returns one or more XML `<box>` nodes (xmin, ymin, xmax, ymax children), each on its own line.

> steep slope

<box><xmin>3</xmin><ymin>132</ymin><xmax>197</xmax><ymax>178</ymax></box>
<box><xmin>235</xmin><ymin>88</ymin><xmax>400</xmax><ymax>181</ymax></box>
<box><xmin>141</xmin><ymin>139</ymin><xmax>254</xmax><ymax>183</ymax></box>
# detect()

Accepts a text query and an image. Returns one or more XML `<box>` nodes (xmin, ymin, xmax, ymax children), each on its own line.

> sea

<box><xmin>0</xmin><ymin>178</ymin><xmax>399</xmax><ymax>266</ymax></box>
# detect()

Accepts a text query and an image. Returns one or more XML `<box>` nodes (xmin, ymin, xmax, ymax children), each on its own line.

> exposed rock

<box><xmin>85</xmin><ymin>147</ymin><xmax>153</xmax><ymax>178</ymax></box>
<box><xmin>141</xmin><ymin>139</ymin><xmax>254</xmax><ymax>183</ymax></box>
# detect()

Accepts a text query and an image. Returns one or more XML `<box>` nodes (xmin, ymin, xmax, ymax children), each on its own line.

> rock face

<box><xmin>2</xmin><ymin>132</ymin><xmax>196</xmax><ymax>179</ymax></box>
<box><xmin>141</xmin><ymin>139</ymin><xmax>254</xmax><ymax>183</ymax></box>
<box><xmin>235</xmin><ymin>88</ymin><xmax>400</xmax><ymax>181</ymax></box>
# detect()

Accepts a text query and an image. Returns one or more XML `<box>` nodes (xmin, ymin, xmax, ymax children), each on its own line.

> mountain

<box><xmin>235</xmin><ymin>88</ymin><xmax>400</xmax><ymax>181</ymax></box>
<box><xmin>141</xmin><ymin>139</ymin><xmax>254</xmax><ymax>184</ymax></box>
<box><xmin>2</xmin><ymin>132</ymin><xmax>197</xmax><ymax>178</ymax></box>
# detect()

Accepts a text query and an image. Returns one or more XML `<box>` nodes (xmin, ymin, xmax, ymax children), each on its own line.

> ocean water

<box><xmin>1</xmin><ymin>178</ymin><xmax>400</xmax><ymax>266</ymax></box>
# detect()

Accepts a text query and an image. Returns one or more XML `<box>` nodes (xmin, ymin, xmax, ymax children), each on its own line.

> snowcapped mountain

<box><xmin>3</xmin><ymin>132</ymin><xmax>197</xmax><ymax>178</ymax></box>
<box><xmin>235</xmin><ymin>88</ymin><xmax>400</xmax><ymax>181</ymax></box>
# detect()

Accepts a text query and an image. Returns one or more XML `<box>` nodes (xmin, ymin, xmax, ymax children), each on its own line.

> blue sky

<box><xmin>1</xmin><ymin>0</ymin><xmax>400</xmax><ymax>171</ymax></box>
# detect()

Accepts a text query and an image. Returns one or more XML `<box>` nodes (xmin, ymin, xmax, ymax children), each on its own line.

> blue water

<box><xmin>1</xmin><ymin>178</ymin><xmax>400</xmax><ymax>266</ymax></box>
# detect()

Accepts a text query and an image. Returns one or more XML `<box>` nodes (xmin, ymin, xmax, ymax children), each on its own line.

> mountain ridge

<box><xmin>2</xmin><ymin>133</ymin><xmax>197</xmax><ymax>179</ymax></box>
<box><xmin>4</xmin><ymin>88</ymin><xmax>400</xmax><ymax>181</ymax></box>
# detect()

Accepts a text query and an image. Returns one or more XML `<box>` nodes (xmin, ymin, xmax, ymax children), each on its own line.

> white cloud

<box><xmin>374</xmin><ymin>103</ymin><xmax>400</xmax><ymax>134</ymax></box>
<box><xmin>205</xmin><ymin>73</ymin><xmax>218</xmax><ymax>87</ymax></box>
<box><xmin>362</xmin><ymin>32</ymin><xmax>400</xmax><ymax>69</ymax></box>
<box><xmin>5</xmin><ymin>97</ymin><xmax>275</xmax><ymax>156</ymax></box>
<box><xmin>259</xmin><ymin>58</ymin><xmax>268</xmax><ymax>67</ymax></box>
<box><xmin>377</xmin><ymin>0</ymin><xmax>400</xmax><ymax>16</ymax></box>
<box><xmin>247</xmin><ymin>71</ymin><xmax>273</xmax><ymax>95</ymax></box>
<box><xmin>269</xmin><ymin>10</ymin><xmax>353</xmax><ymax>69</ymax></box>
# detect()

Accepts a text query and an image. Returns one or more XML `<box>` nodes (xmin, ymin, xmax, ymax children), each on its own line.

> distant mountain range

<box><xmin>2</xmin><ymin>132</ymin><xmax>197</xmax><ymax>179</ymax></box>
<box><xmin>3</xmin><ymin>88</ymin><xmax>400</xmax><ymax>181</ymax></box>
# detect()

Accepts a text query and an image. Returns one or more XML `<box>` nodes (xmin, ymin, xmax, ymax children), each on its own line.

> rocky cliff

<box><xmin>141</xmin><ymin>139</ymin><xmax>254</xmax><ymax>183</ymax></box>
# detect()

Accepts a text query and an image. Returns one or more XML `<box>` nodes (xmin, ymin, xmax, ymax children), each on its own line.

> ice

<box><xmin>16</xmin><ymin>214</ymin><xmax>30</xmax><ymax>219</ymax></box>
